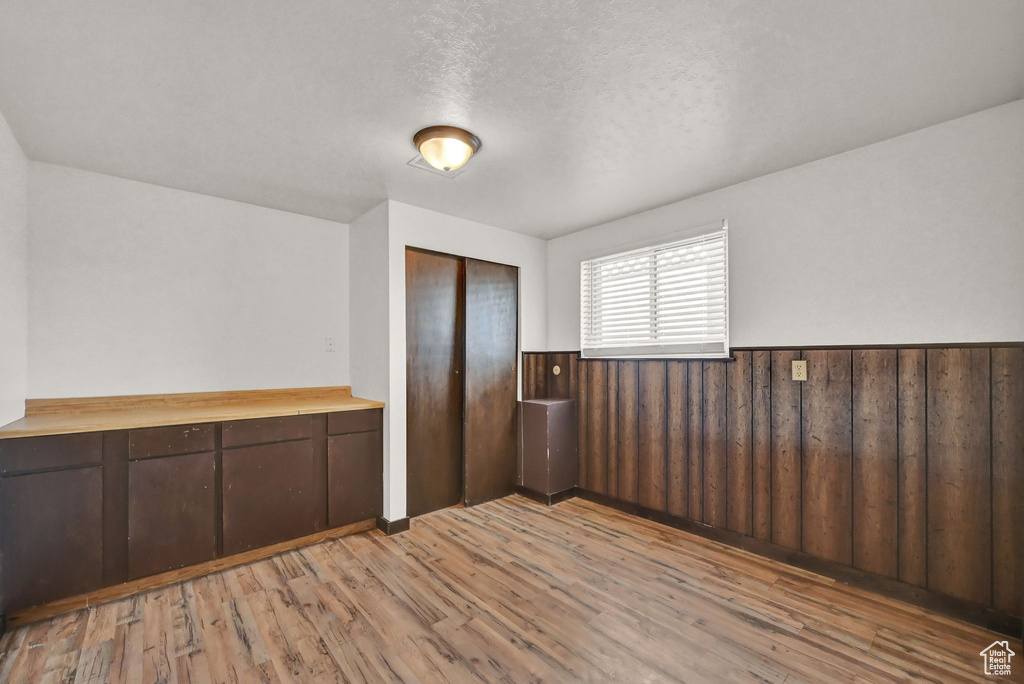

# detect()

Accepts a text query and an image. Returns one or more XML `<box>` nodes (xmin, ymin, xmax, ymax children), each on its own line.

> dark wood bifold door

<box><xmin>406</xmin><ymin>249</ymin><xmax>466</xmax><ymax>517</ymax></box>
<box><xmin>463</xmin><ymin>258</ymin><xmax>518</xmax><ymax>505</ymax></box>
<box><xmin>406</xmin><ymin>249</ymin><xmax>519</xmax><ymax>517</ymax></box>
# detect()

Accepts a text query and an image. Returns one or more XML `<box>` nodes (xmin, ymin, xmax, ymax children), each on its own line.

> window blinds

<box><xmin>580</xmin><ymin>224</ymin><xmax>728</xmax><ymax>358</ymax></box>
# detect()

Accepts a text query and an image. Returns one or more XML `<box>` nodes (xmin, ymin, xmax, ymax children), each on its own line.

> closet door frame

<box><xmin>404</xmin><ymin>247</ymin><xmax>521</xmax><ymax>516</ymax></box>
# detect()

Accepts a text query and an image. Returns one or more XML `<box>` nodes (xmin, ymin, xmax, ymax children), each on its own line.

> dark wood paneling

<box><xmin>222</xmin><ymin>441</ymin><xmax>317</xmax><ymax>555</ymax></box>
<box><xmin>1</xmin><ymin>467</ymin><xmax>104</xmax><ymax>613</ymax></box>
<box><xmin>703</xmin><ymin>361</ymin><xmax>727</xmax><ymax>527</ymax></box>
<box><xmin>770</xmin><ymin>351</ymin><xmax>801</xmax><ymax>550</ymax></box>
<box><xmin>128</xmin><ymin>452</ymin><xmax>217</xmax><ymax>579</ymax></box>
<box><xmin>222</xmin><ymin>415</ymin><xmax>312</xmax><ymax>447</ymax></box>
<box><xmin>327</xmin><ymin>408</ymin><xmax>383</xmax><ymax>436</ymax></box>
<box><xmin>726</xmin><ymin>351</ymin><xmax>752</xmax><ymax>535</ymax></box>
<box><xmin>686</xmin><ymin>361</ymin><xmax>703</xmax><ymax>521</ymax></box>
<box><xmin>801</xmin><ymin>350</ymin><xmax>853</xmax><ymax>565</ymax></box>
<box><xmin>927</xmin><ymin>348</ymin><xmax>992</xmax><ymax>606</ymax></box>
<box><xmin>606</xmin><ymin>361</ymin><xmax>619</xmax><ymax>498</ymax></box>
<box><xmin>0</xmin><ymin>432</ymin><xmax>102</xmax><ymax>475</ymax></box>
<box><xmin>521</xmin><ymin>346</ymin><xmax>1023</xmax><ymax>618</ymax></box>
<box><xmin>328</xmin><ymin>431</ymin><xmax>384</xmax><ymax>527</ymax></box>
<box><xmin>638</xmin><ymin>361</ymin><xmax>667</xmax><ymax>512</ymax></box>
<box><xmin>666</xmin><ymin>361</ymin><xmax>688</xmax><ymax>518</ymax></box>
<box><xmin>992</xmin><ymin>347</ymin><xmax>1024</xmax><ymax>616</ymax></box>
<box><xmin>751</xmin><ymin>351</ymin><xmax>772</xmax><ymax>542</ymax></box>
<box><xmin>586</xmin><ymin>361</ymin><xmax>608</xmax><ymax>494</ymax></box>
<box><xmin>852</xmin><ymin>350</ymin><xmax>898</xmax><ymax>578</ymax></box>
<box><xmin>616</xmin><ymin>361</ymin><xmax>639</xmax><ymax>504</ymax></box>
<box><xmin>897</xmin><ymin>349</ymin><xmax>928</xmax><ymax>587</ymax></box>
<box><xmin>405</xmin><ymin>249</ymin><xmax>464</xmax><ymax>517</ymax></box>
<box><xmin>463</xmin><ymin>258</ymin><xmax>519</xmax><ymax>507</ymax></box>
<box><xmin>128</xmin><ymin>423</ymin><xmax>215</xmax><ymax>460</ymax></box>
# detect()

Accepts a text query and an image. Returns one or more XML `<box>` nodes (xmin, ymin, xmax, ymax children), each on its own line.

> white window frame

<box><xmin>580</xmin><ymin>221</ymin><xmax>729</xmax><ymax>359</ymax></box>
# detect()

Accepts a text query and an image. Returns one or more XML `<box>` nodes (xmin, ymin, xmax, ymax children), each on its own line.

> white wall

<box><xmin>0</xmin><ymin>109</ymin><xmax>28</xmax><ymax>425</ymax></box>
<box><xmin>28</xmin><ymin>163</ymin><xmax>351</xmax><ymax>398</ymax></box>
<box><xmin>348</xmin><ymin>200</ymin><xmax>393</xmax><ymax>513</ymax></box>
<box><xmin>547</xmin><ymin>100</ymin><xmax>1024</xmax><ymax>350</ymax></box>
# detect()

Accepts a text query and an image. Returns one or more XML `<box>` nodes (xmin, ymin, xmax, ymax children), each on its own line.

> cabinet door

<box><xmin>0</xmin><ymin>467</ymin><xmax>104</xmax><ymax>613</ymax></box>
<box><xmin>328</xmin><ymin>431</ymin><xmax>382</xmax><ymax>528</ymax></box>
<box><xmin>128</xmin><ymin>452</ymin><xmax>217</xmax><ymax>579</ymax></box>
<box><xmin>406</xmin><ymin>248</ymin><xmax>465</xmax><ymax>517</ymax></box>
<box><xmin>464</xmin><ymin>258</ymin><xmax>519</xmax><ymax>506</ymax></box>
<box><xmin>222</xmin><ymin>441</ymin><xmax>316</xmax><ymax>555</ymax></box>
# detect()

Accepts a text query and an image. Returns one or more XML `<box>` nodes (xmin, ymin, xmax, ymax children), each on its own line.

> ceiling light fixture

<box><xmin>413</xmin><ymin>125</ymin><xmax>481</xmax><ymax>172</ymax></box>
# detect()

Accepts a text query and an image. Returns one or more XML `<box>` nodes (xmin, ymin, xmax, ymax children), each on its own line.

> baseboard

<box><xmin>7</xmin><ymin>518</ymin><xmax>376</xmax><ymax>629</ymax></box>
<box><xmin>514</xmin><ymin>485</ymin><xmax>577</xmax><ymax>506</ymax></box>
<box><xmin>376</xmin><ymin>516</ymin><xmax>411</xmax><ymax>535</ymax></box>
<box><xmin>571</xmin><ymin>488</ymin><xmax>1023</xmax><ymax>638</ymax></box>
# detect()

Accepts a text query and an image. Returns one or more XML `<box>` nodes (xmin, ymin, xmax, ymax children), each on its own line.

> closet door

<box><xmin>464</xmin><ymin>258</ymin><xmax>519</xmax><ymax>506</ymax></box>
<box><xmin>406</xmin><ymin>249</ymin><xmax>465</xmax><ymax>517</ymax></box>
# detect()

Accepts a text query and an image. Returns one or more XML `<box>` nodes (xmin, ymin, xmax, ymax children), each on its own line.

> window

<box><xmin>580</xmin><ymin>222</ymin><xmax>728</xmax><ymax>358</ymax></box>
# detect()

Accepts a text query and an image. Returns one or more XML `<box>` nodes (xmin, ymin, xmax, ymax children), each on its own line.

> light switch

<box><xmin>792</xmin><ymin>360</ymin><xmax>807</xmax><ymax>381</ymax></box>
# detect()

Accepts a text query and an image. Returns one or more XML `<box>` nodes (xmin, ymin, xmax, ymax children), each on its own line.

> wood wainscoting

<box><xmin>522</xmin><ymin>345</ymin><xmax>1024</xmax><ymax>628</ymax></box>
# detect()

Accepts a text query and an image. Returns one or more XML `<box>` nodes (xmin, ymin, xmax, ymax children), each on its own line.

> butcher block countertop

<box><xmin>0</xmin><ymin>386</ymin><xmax>385</xmax><ymax>439</ymax></box>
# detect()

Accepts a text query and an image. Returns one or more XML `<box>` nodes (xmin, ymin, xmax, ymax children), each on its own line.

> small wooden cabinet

<box><xmin>128</xmin><ymin>451</ymin><xmax>217</xmax><ymax>579</ymax></box>
<box><xmin>223</xmin><ymin>440</ymin><xmax>318</xmax><ymax>554</ymax></box>
<box><xmin>0</xmin><ymin>466</ymin><xmax>105</xmax><ymax>613</ymax></box>
<box><xmin>328</xmin><ymin>431</ymin><xmax>383</xmax><ymax>527</ymax></box>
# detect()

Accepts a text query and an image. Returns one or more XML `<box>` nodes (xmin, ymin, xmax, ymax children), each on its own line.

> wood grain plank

<box><xmin>568</xmin><ymin>354</ymin><xmax>580</xmax><ymax>405</ymax></box>
<box><xmin>577</xmin><ymin>360</ymin><xmax>589</xmax><ymax>489</ymax></box>
<box><xmin>752</xmin><ymin>351</ymin><xmax>772</xmax><ymax>543</ymax></box>
<box><xmin>727</xmin><ymin>352</ymin><xmax>753</xmax><ymax>536</ymax></box>
<box><xmin>703</xmin><ymin>361</ymin><xmax>728</xmax><ymax>528</ymax></box>
<box><xmin>587</xmin><ymin>361</ymin><xmax>609</xmax><ymax>495</ymax></box>
<box><xmin>852</xmin><ymin>350</ymin><xmax>898</xmax><ymax>579</ymax></box>
<box><xmin>991</xmin><ymin>347</ymin><xmax>1023</xmax><ymax>615</ymax></box>
<box><xmin>687</xmin><ymin>361</ymin><xmax>704</xmax><ymax>522</ymax></box>
<box><xmin>801</xmin><ymin>350</ymin><xmax>853</xmax><ymax>565</ymax></box>
<box><xmin>897</xmin><ymin>348</ymin><xmax>927</xmax><ymax>588</ymax></box>
<box><xmin>666</xmin><ymin>361</ymin><xmax>688</xmax><ymax>519</ymax></box>
<box><xmin>617</xmin><ymin>361</ymin><xmax>639</xmax><ymax>504</ymax></box>
<box><xmin>638</xmin><ymin>362</ymin><xmax>667</xmax><ymax>512</ymax></box>
<box><xmin>606</xmin><ymin>362</ymin><xmax>620</xmax><ymax>499</ymax></box>
<box><xmin>927</xmin><ymin>348</ymin><xmax>991</xmax><ymax>606</ymax></box>
<box><xmin>523</xmin><ymin>354</ymin><xmax>537</xmax><ymax>400</ymax></box>
<box><xmin>771</xmin><ymin>351</ymin><xmax>801</xmax><ymax>550</ymax></box>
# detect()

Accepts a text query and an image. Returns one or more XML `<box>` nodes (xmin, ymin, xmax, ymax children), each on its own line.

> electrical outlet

<box><xmin>792</xmin><ymin>359</ymin><xmax>807</xmax><ymax>381</ymax></box>
<box><xmin>325</xmin><ymin>337</ymin><xmax>336</xmax><ymax>353</ymax></box>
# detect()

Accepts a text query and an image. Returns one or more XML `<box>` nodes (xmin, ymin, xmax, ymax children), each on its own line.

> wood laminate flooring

<box><xmin>0</xmin><ymin>496</ymin><xmax>1016</xmax><ymax>683</ymax></box>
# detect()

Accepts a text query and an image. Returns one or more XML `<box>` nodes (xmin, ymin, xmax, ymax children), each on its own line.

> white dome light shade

<box><xmin>413</xmin><ymin>126</ymin><xmax>481</xmax><ymax>172</ymax></box>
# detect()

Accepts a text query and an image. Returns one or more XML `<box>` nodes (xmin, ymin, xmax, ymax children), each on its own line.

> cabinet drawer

<box><xmin>128</xmin><ymin>452</ymin><xmax>217</xmax><ymax>579</ymax></box>
<box><xmin>222</xmin><ymin>441</ymin><xmax>317</xmax><ymax>555</ymax></box>
<box><xmin>0</xmin><ymin>467</ymin><xmax>104</xmax><ymax>613</ymax></box>
<box><xmin>0</xmin><ymin>432</ymin><xmax>103</xmax><ymax>475</ymax></box>
<box><xmin>328</xmin><ymin>431</ymin><xmax>383</xmax><ymax>528</ymax></box>
<box><xmin>327</xmin><ymin>409</ymin><xmax>382</xmax><ymax>435</ymax></box>
<box><xmin>129</xmin><ymin>423</ymin><xmax>215</xmax><ymax>460</ymax></box>
<box><xmin>222</xmin><ymin>415</ymin><xmax>312</xmax><ymax>448</ymax></box>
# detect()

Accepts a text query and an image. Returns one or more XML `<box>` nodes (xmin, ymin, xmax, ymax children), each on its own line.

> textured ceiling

<box><xmin>1</xmin><ymin>1</ymin><xmax>1022</xmax><ymax>238</ymax></box>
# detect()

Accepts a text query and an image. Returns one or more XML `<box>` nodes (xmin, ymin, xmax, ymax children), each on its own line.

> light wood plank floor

<box><xmin>0</xmin><ymin>496</ymin><xmax>1017</xmax><ymax>683</ymax></box>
